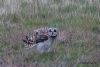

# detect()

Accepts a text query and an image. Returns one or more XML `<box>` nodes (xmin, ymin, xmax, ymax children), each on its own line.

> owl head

<box><xmin>47</xmin><ymin>27</ymin><xmax>58</xmax><ymax>38</ymax></box>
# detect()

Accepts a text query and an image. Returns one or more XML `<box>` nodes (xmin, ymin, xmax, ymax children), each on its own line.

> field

<box><xmin>0</xmin><ymin>0</ymin><xmax>100</xmax><ymax>67</ymax></box>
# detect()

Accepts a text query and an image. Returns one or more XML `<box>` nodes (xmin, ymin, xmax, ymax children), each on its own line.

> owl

<box><xmin>22</xmin><ymin>27</ymin><xmax>58</xmax><ymax>53</ymax></box>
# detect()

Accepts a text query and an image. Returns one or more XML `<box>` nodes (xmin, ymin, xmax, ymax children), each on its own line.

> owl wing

<box><xmin>22</xmin><ymin>35</ymin><xmax>35</xmax><ymax>45</ymax></box>
<box><xmin>22</xmin><ymin>27</ymin><xmax>49</xmax><ymax>48</ymax></box>
<box><xmin>34</xmin><ymin>27</ymin><xmax>49</xmax><ymax>43</ymax></box>
<box><xmin>35</xmin><ymin>35</ymin><xmax>48</xmax><ymax>43</ymax></box>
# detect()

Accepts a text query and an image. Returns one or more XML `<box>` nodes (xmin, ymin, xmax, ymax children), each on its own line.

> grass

<box><xmin>77</xmin><ymin>64</ymin><xmax>99</xmax><ymax>67</ymax></box>
<box><xmin>21</xmin><ymin>15</ymin><xmax>100</xmax><ymax>31</ymax></box>
<box><xmin>0</xmin><ymin>25</ymin><xmax>5</xmax><ymax>32</ymax></box>
<box><xmin>1</xmin><ymin>15</ymin><xmax>99</xmax><ymax>67</ymax></box>
<box><xmin>1</xmin><ymin>1</ymin><xmax>100</xmax><ymax>67</ymax></box>
<box><xmin>59</xmin><ymin>5</ymin><xmax>78</xmax><ymax>13</ymax></box>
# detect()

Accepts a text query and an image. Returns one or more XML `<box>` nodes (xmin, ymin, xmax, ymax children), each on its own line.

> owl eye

<box><xmin>49</xmin><ymin>29</ymin><xmax>52</xmax><ymax>32</ymax></box>
<box><xmin>54</xmin><ymin>29</ymin><xmax>57</xmax><ymax>32</ymax></box>
<box><xmin>36</xmin><ymin>32</ymin><xmax>38</xmax><ymax>35</ymax></box>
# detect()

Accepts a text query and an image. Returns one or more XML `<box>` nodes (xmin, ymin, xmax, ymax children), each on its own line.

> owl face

<box><xmin>48</xmin><ymin>28</ymin><xmax>58</xmax><ymax>38</ymax></box>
